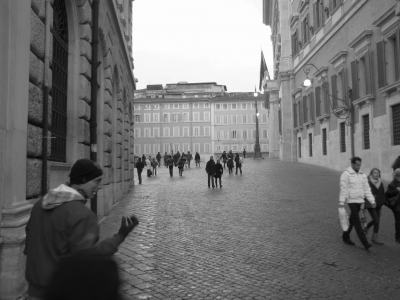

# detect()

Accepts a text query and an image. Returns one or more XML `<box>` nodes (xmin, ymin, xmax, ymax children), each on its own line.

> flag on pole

<box><xmin>259</xmin><ymin>50</ymin><xmax>269</xmax><ymax>91</ymax></box>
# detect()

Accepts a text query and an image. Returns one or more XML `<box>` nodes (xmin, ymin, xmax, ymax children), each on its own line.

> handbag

<box><xmin>338</xmin><ymin>207</ymin><xmax>349</xmax><ymax>231</ymax></box>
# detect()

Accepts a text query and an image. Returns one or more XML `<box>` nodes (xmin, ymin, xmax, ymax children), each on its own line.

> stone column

<box><xmin>279</xmin><ymin>72</ymin><xmax>294</xmax><ymax>161</ymax></box>
<box><xmin>0</xmin><ymin>0</ymin><xmax>32</xmax><ymax>298</ymax></box>
<box><xmin>265</xmin><ymin>80</ymin><xmax>279</xmax><ymax>158</ymax></box>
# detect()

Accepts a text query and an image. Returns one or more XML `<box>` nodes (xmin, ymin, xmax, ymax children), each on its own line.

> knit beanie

<box><xmin>69</xmin><ymin>159</ymin><xmax>103</xmax><ymax>184</ymax></box>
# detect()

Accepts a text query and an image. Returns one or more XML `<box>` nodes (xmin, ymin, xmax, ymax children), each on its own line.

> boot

<box><xmin>372</xmin><ymin>233</ymin><xmax>384</xmax><ymax>245</ymax></box>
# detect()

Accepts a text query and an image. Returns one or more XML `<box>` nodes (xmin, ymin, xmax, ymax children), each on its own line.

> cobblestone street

<box><xmin>99</xmin><ymin>158</ymin><xmax>400</xmax><ymax>300</ymax></box>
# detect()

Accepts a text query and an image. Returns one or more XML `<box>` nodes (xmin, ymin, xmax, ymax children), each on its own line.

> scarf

<box><xmin>369</xmin><ymin>175</ymin><xmax>381</xmax><ymax>190</ymax></box>
<box><xmin>42</xmin><ymin>184</ymin><xmax>86</xmax><ymax>210</ymax></box>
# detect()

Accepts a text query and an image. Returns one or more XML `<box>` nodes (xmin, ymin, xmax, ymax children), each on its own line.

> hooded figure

<box><xmin>24</xmin><ymin>159</ymin><xmax>139</xmax><ymax>299</ymax></box>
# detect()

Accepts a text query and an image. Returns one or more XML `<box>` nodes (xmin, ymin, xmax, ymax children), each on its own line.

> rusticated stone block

<box><xmin>80</xmin><ymin>39</ymin><xmax>92</xmax><ymax>61</ymax></box>
<box><xmin>31</xmin><ymin>0</ymin><xmax>45</xmax><ymax>21</ymax></box>
<box><xmin>78</xmin><ymin>119</ymin><xmax>90</xmax><ymax>144</ymax></box>
<box><xmin>79</xmin><ymin>23</ymin><xmax>92</xmax><ymax>43</ymax></box>
<box><xmin>117</xmin><ymin>122</ymin><xmax>122</xmax><ymax>134</ymax></box>
<box><xmin>104</xmin><ymin>79</ymin><xmax>112</xmax><ymax>95</ymax></box>
<box><xmin>117</xmin><ymin>101</ymin><xmax>123</xmax><ymax>112</ymax></box>
<box><xmin>28</xmin><ymin>83</ymin><xmax>52</xmax><ymax>126</ymax></box>
<box><xmin>103</xmin><ymin>153</ymin><xmax>112</xmax><ymax>167</ymax></box>
<box><xmin>117</xmin><ymin>145</ymin><xmax>122</xmax><ymax>158</ymax></box>
<box><xmin>78</xmin><ymin>143</ymin><xmax>90</xmax><ymax>159</ymax></box>
<box><xmin>125</xmin><ymin>171</ymin><xmax>129</xmax><ymax>181</ymax></box>
<box><xmin>103</xmin><ymin>121</ymin><xmax>112</xmax><ymax>137</ymax></box>
<box><xmin>30</xmin><ymin>9</ymin><xmax>45</xmax><ymax>59</ymax></box>
<box><xmin>117</xmin><ymin>158</ymin><xmax>122</xmax><ymax>169</ymax></box>
<box><xmin>79</xmin><ymin>75</ymin><xmax>91</xmax><ymax>103</ymax></box>
<box><xmin>124</xmin><ymin>161</ymin><xmax>129</xmax><ymax>170</ymax></box>
<box><xmin>104</xmin><ymin>104</ymin><xmax>112</xmax><ymax>122</ymax></box>
<box><xmin>117</xmin><ymin>110</ymin><xmax>123</xmax><ymax>121</ymax></box>
<box><xmin>103</xmin><ymin>136</ymin><xmax>112</xmax><ymax>153</ymax></box>
<box><xmin>102</xmin><ymin>167</ymin><xmax>110</xmax><ymax>185</ymax></box>
<box><xmin>27</xmin><ymin>124</ymin><xmax>42</xmax><ymax>157</ymax></box>
<box><xmin>103</xmin><ymin>49</ymin><xmax>112</xmax><ymax>69</ymax></box>
<box><xmin>26</xmin><ymin>158</ymin><xmax>42</xmax><ymax>198</ymax></box>
<box><xmin>116</xmin><ymin>168</ymin><xmax>122</xmax><ymax>183</ymax></box>
<box><xmin>80</xmin><ymin>56</ymin><xmax>91</xmax><ymax>79</ymax></box>
<box><xmin>29</xmin><ymin>52</ymin><xmax>39</xmax><ymax>86</ymax></box>
<box><xmin>104</xmin><ymin>66</ymin><xmax>112</xmax><ymax>81</ymax></box>
<box><xmin>78</xmin><ymin>99</ymin><xmax>90</xmax><ymax>121</ymax></box>
<box><xmin>77</xmin><ymin>0</ymin><xmax>92</xmax><ymax>25</ymax></box>
<box><xmin>116</xmin><ymin>133</ymin><xmax>122</xmax><ymax>144</ymax></box>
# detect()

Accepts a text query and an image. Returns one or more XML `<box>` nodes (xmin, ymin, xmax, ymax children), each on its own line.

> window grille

<box><xmin>363</xmin><ymin>115</ymin><xmax>370</xmax><ymax>150</ymax></box>
<box><xmin>309</xmin><ymin>133</ymin><xmax>313</xmax><ymax>157</ymax></box>
<box><xmin>50</xmin><ymin>0</ymin><xmax>68</xmax><ymax>162</ymax></box>
<box><xmin>322</xmin><ymin>128</ymin><xmax>327</xmax><ymax>155</ymax></box>
<box><xmin>340</xmin><ymin>122</ymin><xmax>346</xmax><ymax>152</ymax></box>
<box><xmin>393</xmin><ymin>104</ymin><xmax>400</xmax><ymax>145</ymax></box>
<box><xmin>298</xmin><ymin>137</ymin><xmax>301</xmax><ymax>158</ymax></box>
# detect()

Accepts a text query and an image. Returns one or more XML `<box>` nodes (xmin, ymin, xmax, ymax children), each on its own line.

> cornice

<box><xmin>328</xmin><ymin>50</ymin><xmax>348</xmax><ymax>65</ymax></box>
<box><xmin>289</xmin><ymin>13</ymin><xmax>299</xmax><ymax>28</ymax></box>
<box><xmin>372</xmin><ymin>4</ymin><xmax>396</xmax><ymax>27</ymax></box>
<box><xmin>348</xmin><ymin>30</ymin><xmax>372</xmax><ymax>48</ymax></box>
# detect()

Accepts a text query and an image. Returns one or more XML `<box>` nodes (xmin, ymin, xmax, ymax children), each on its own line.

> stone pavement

<box><xmin>99</xmin><ymin>158</ymin><xmax>400</xmax><ymax>300</ymax></box>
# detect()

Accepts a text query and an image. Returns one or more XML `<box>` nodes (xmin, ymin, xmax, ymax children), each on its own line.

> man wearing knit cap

<box><xmin>24</xmin><ymin>158</ymin><xmax>139</xmax><ymax>300</ymax></box>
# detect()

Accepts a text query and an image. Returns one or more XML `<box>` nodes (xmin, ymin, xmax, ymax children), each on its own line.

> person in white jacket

<box><xmin>339</xmin><ymin>157</ymin><xmax>376</xmax><ymax>250</ymax></box>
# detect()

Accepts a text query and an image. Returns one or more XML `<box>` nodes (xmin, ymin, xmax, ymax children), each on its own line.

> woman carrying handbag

<box><xmin>364</xmin><ymin>168</ymin><xmax>386</xmax><ymax>245</ymax></box>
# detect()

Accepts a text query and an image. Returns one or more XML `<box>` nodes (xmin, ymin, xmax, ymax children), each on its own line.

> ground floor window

<box><xmin>322</xmin><ymin>128</ymin><xmax>327</xmax><ymax>155</ymax></box>
<box><xmin>393</xmin><ymin>103</ymin><xmax>400</xmax><ymax>145</ymax></box>
<box><xmin>309</xmin><ymin>133</ymin><xmax>313</xmax><ymax>157</ymax></box>
<box><xmin>298</xmin><ymin>137</ymin><xmax>301</xmax><ymax>158</ymax></box>
<box><xmin>340</xmin><ymin>122</ymin><xmax>346</xmax><ymax>152</ymax></box>
<box><xmin>362</xmin><ymin>114</ymin><xmax>370</xmax><ymax>150</ymax></box>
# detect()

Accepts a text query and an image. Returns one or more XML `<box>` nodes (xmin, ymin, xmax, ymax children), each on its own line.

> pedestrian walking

<box><xmin>214</xmin><ymin>159</ymin><xmax>223</xmax><ymax>188</ymax></box>
<box><xmin>243</xmin><ymin>148</ymin><xmax>246</xmax><ymax>159</ymax></box>
<box><xmin>205</xmin><ymin>156</ymin><xmax>216</xmax><ymax>188</ymax></box>
<box><xmin>164</xmin><ymin>151</ymin><xmax>168</xmax><ymax>167</ymax></box>
<box><xmin>24</xmin><ymin>158</ymin><xmax>139</xmax><ymax>300</ymax></box>
<box><xmin>220</xmin><ymin>151</ymin><xmax>227</xmax><ymax>169</ymax></box>
<box><xmin>227</xmin><ymin>157</ymin><xmax>234</xmax><ymax>174</ymax></box>
<box><xmin>142</xmin><ymin>154</ymin><xmax>146</xmax><ymax>166</ymax></box>
<box><xmin>135</xmin><ymin>158</ymin><xmax>144</xmax><ymax>184</ymax></box>
<box><xmin>339</xmin><ymin>157</ymin><xmax>376</xmax><ymax>250</ymax></box>
<box><xmin>186</xmin><ymin>151</ymin><xmax>193</xmax><ymax>168</ymax></box>
<box><xmin>181</xmin><ymin>152</ymin><xmax>187</xmax><ymax>169</ymax></box>
<box><xmin>178</xmin><ymin>158</ymin><xmax>185</xmax><ymax>176</ymax></box>
<box><xmin>156</xmin><ymin>152</ymin><xmax>162</xmax><ymax>167</ymax></box>
<box><xmin>235</xmin><ymin>153</ymin><xmax>242</xmax><ymax>175</ymax></box>
<box><xmin>173</xmin><ymin>152</ymin><xmax>179</xmax><ymax>166</ymax></box>
<box><xmin>227</xmin><ymin>150</ymin><xmax>233</xmax><ymax>160</ymax></box>
<box><xmin>195</xmin><ymin>152</ymin><xmax>201</xmax><ymax>167</ymax></box>
<box><xmin>385</xmin><ymin>168</ymin><xmax>400</xmax><ymax>243</ymax></box>
<box><xmin>167</xmin><ymin>155</ymin><xmax>174</xmax><ymax>177</ymax></box>
<box><xmin>151</xmin><ymin>158</ymin><xmax>158</xmax><ymax>176</ymax></box>
<box><xmin>363</xmin><ymin>168</ymin><xmax>386</xmax><ymax>245</ymax></box>
<box><xmin>146</xmin><ymin>156</ymin><xmax>152</xmax><ymax>177</ymax></box>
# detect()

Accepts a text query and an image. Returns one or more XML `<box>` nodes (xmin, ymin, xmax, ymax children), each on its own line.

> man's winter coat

<box><xmin>187</xmin><ymin>153</ymin><xmax>193</xmax><ymax>161</ymax></box>
<box><xmin>339</xmin><ymin>167</ymin><xmax>375</xmax><ymax>206</ymax></box>
<box><xmin>205</xmin><ymin>160</ymin><xmax>216</xmax><ymax>175</ymax></box>
<box><xmin>195</xmin><ymin>153</ymin><xmax>200</xmax><ymax>161</ymax></box>
<box><xmin>135</xmin><ymin>161</ymin><xmax>144</xmax><ymax>172</ymax></box>
<box><xmin>24</xmin><ymin>184</ymin><xmax>123</xmax><ymax>298</ymax></box>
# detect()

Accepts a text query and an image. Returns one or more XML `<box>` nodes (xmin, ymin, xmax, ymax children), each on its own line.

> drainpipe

<box><xmin>350</xmin><ymin>104</ymin><xmax>355</xmax><ymax>158</ymax></box>
<box><xmin>90</xmin><ymin>0</ymin><xmax>100</xmax><ymax>213</ymax></box>
<box><xmin>42</xmin><ymin>0</ymin><xmax>51</xmax><ymax>196</ymax></box>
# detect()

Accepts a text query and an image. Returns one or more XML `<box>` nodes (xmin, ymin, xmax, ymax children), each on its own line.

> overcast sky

<box><xmin>131</xmin><ymin>0</ymin><xmax>273</xmax><ymax>92</ymax></box>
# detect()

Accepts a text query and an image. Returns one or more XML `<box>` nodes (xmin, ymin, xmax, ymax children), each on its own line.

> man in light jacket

<box><xmin>339</xmin><ymin>157</ymin><xmax>376</xmax><ymax>250</ymax></box>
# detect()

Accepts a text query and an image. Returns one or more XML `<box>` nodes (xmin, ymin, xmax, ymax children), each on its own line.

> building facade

<box><xmin>134</xmin><ymin>83</ymin><xmax>269</xmax><ymax>160</ymax></box>
<box><xmin>0</xmin><ymin>0</ymin><xmax>136</xmax><ymax>298</ymax></box>
<box><xmin>262</xmin><ymin>0</ymin><xmax>400</xmax><ymax>181</ymax></box>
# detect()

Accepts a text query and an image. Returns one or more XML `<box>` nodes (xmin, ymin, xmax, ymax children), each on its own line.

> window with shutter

<box><xmin>396</xmin><ymin>28</ymin><xmax>400</xmax><ymax>81</ymax></box>
<box><xmin>323</xmin><ymin>82</ymin><xmax>330</xmax><ymax>114</ymax></box>
<box><xmin>315</xmin><ymin>87</ymin><xmax>321</xmax><ymax>117</ymax></box>
<box><xmin>310</xmin><ymin>92</ymin><xmax>315</xmax><ymax>121</ymax></box>
<box><xmin>293</xmin><ymin>103</ymin><xmax>297</xmax><ymax>127</ymax></box>
<box><xmin>309</xmin><ymin>133</ymin><xmax>313</xmax><ymax>157</ymax></box>
<box><xmin>364</xmin><ymin>51</ymin><xmax>372</xmax><ymax>95</ymax></box>
<box><xmin>299</xmin><ymin>100</ymin><xmax>303</xmax><ymax>125</ymax></box>
<box><xmin>331</xmin><ymin>75</ymin><xmax>337</xmax><ymax>109</ymax></box>
<box><xmin>278</xmin><ymin>109</ymin><xmax>282</xmax><ymax>135</ymax></box>
<box><xmin>322</xmin><ymin>128</ymin><xmax>327</xmax><ymax>155</ymax></box>
<box><xmin>298</xmin><ymin>137</ymin><xmax>302</xmax><ymax>158</ymax></box>
<box><xmin>351</xmin><ymin>60</ymin><xmax>360</xmax><ymax>101</ymax></box>
<box><xmin>377</xmin><ymin>41</ymin><xmax>387</xmax><ymax>88</ymax></box>
<box><xmin>303</xmin><ymin>96</ymin><xmax>308</xmax><ymax>123</ymax></box>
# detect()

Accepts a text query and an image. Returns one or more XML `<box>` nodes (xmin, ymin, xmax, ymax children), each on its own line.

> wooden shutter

<box><xmin>315</xmin><ymin>87</ymin><xmax>321</xmax><ymax>117</ymax></box>
<box><xmin>365</xmin><ymin>50</ymin><xmax>372</xmax><ymax>95</ymax></box>
<box><xmin>396</xmin><ymin>28</ymin><xmax>400</xmax><ymax>81</ymax></box>
<box><xmin>291</xmin><ymin>33</ymin><xmax>295</xmax><ymax>56</ymax></box>
<box><xmin>303</xmin><ymin>96</ymin><xmax>308</xmax><ymax>123</ymax></box>
<box><xmin>341</xmin><ymin>68</ymin><xmax>348</xmax><ymax>106</ymax></box>
<box><xmin>299</xmin><ymin>100</ymin><xmax>303</xmax><ymax>125</ymax></box>
<box><xmin>331</xmin><ymin>75</ymin><xmax>337</xmax><ymax>109</ymax></box>
<box><xmin>324</xmin><ymin>82</ymin><xmax>330</xmax><ymax>114</ymax></box>
<box><xmin>329</xmin><ymin>0</ymin><xmax>333</xmax><ymax>14</ymax></box>
<box><xmin>313</xmin><ymin>3</ymin><xmax>318</xmax><ymax>30</ymax></box>
<box><xmin>293</xmin><ymin>103</ymin><xmax>297</xmax><ymax>127</ymax></box>
<box><xmin>320</xmin><ymin>0</ymin><xmax>325</xmax><ymax>25</ymax></box>
<box><xmin>310</xmin><ymin>92</ymin><xmax>315</xmax><ymax>121</ymax></box>
<box><xmin>377</xmin><ymin>40</ymin><xmax>387</xmax><ymax>88</ymax></box>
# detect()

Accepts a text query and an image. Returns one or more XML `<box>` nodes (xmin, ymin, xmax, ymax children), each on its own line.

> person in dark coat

<box><xmin>156</xmin><ymin>152</ymin><xmax>162</xmax><ymax>166</ymax></box>
<box><xmin>234</xmin><ymin>153</ymin><xmax>242</xmax><ymax>175</ymax></box>
<box><xmin>173</xmin><ymin>152</ymin><xmax>179</xmax><ymax>166</ymax></box>
<box><xmin>195</xmin><ymin>152</ymin><xmax>201</xmax><ymax>167</ymax></box>
<box><xmin>227</xmin><ymin>157</ymin><xmax>234</xmax><ymax>174</ymax></box>
<box><xmin>364</xmin><ymin>168</ymin><xmax>386</xmax><ymax>244</ymax></box>
<box><xmin>164</xmin><ymin>151</ymin><xmax>168</xmax><ymax>167</ymax></box>
<box><xmin>178</xmin><ymin>158</ymin><xmax>185</xmax><ymax>176</ymax></box>
<box><xmin>186</xmin><ymin>151</ymin><xmax>193</xmax><ymax>168</ymax></box>
<box><xmin>214</xmin><ymin>159</ymin><xmax>223</xmax><ymax>188</ymax></box>
<box><xmin>142</xmin><ymin>154</ymin><xmax>146</xmax><ymax>166</ymax></box>
<box><xmin>227</xmin><ymin>150</ymin><xmax>233</xmax><ymax>160</ymax></box>
<box><xmin>205</xmin><ymin>156</ymin><xmax>216</xmax><ymax>188</ymax></box>
<box><xmin>24</xmin><ymin>159</ymin><xmax>139</xmax><ymax>299</ymax></box>
<box><xmin>220</xmin><ymin>151</ymin><xmax>227</xmax><ymax>169</ymax></box>
<box><xmin>151</xmin><ymin>158</ymin><xmax>158</xmax><ymax>176</ymax></box>
<box><xmin>385</xmin><ymin>168</ymin><xmax>400</xmax><ymax>243</ymax></box>
<box><xmin>135</xmin><ymin>158</ymin><xmax>145</xmax><ymax>184</ymax></box>
<box><xmin>167</xmin><ymin>155</ymin><xmax>174</xmax><ymax>177</ymax></box>
<box><xmin>243</xmin><ymin>148</ymin><xmax>246</xmax><ymax>159</ymax></box>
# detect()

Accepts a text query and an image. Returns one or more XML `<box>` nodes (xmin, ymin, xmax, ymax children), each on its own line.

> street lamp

<box><xmin>253</xmin><ymin>90</ymin><xmax>262</xmax><ymax>159</ymax></box>
<box><xmin>302</xmin><ymin>63</ymin><xmax>354</xmax><ymax>157</ymax></box>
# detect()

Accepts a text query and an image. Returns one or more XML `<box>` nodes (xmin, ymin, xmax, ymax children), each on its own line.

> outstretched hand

<box><xmin>118</xmin><ymin>215</ymin><xmax>139</xmax><ymax>238</ymax></box>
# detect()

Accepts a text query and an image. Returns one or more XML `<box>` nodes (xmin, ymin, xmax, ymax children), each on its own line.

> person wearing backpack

<box><xmin>195</xmin><ymin>152</ymin><xmax>201</xmax><ymax>167</ymax></box>
<box><xmin>227</xmin><ymin>157</ymin><xmax>234</xmax><ymax>174</ymax></box>
<box><xmin>156</xmin><ymin>152</ymin><xmax>162</xmax><ymax>167</ymax></box>
<box><xmin>234</xmin><ymin>153</ymin><xmax>242</xmax><ymax>175</ymax></box>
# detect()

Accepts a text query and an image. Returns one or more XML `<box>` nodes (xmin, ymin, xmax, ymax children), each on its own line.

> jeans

<box><xmin>390</xmin><ymin>208</ymin><xmax>400</xmax><ymax>241</ymax></box>
<box><xmin>342</xmin><ymin>203</ymin><xmax>369</xmax><ymax>247</ymax></box>
<box><xmin>179</xmin><ymin>168</ymin><xmax>183</xmax><ymax>176</ymax></box>
<box><xmin>187</xmin><ymin>160</ymin><xmax>191</xmax><ymax>168</ymax></box>
<box><xmin>137</xmin><ymin>170</ymin><xmax>142</xmax><ymax>184</ymax></box>
<box><xmin>235</xmin><ymin>164</ymin><xmax>242</xmax><ymax>174</ymax></box>
<box><xmin>196</xmin><ymin>160</ymin><xmax>200</xmax><ymax>167</ymax></box>
<box><xmin>169</xmin><ymin>166</ymin><xmax>173</xmax><ymax>176</ymax></box>
<box><xmin>366</xmin><ymin>207</ymin><xmax>382</xmax><ymax>233</ymax></box>
<box><xmin>153</xmin><ymin>167</ymin><xmax>157</xmax><ymax>176</ymax></box>
<box><xmin>208</xmin><ymin>173</ymin><xmax>215</xmax><ymax>187</ymax></box>
<box><xmin>215</xmin><ymin>176</ymin><xmax>222</xmax><ymax>187</ymax></box>
<box><xmin>228</xmin><ymin>166</ymin><xmax>233</xmax><ymax>174</ymax></box>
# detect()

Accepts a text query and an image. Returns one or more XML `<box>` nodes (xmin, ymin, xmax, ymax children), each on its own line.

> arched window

<box><xmin>50</xmin><ymin>0</ymin><xmax>68</xmax><ymax>162</ymax></box>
